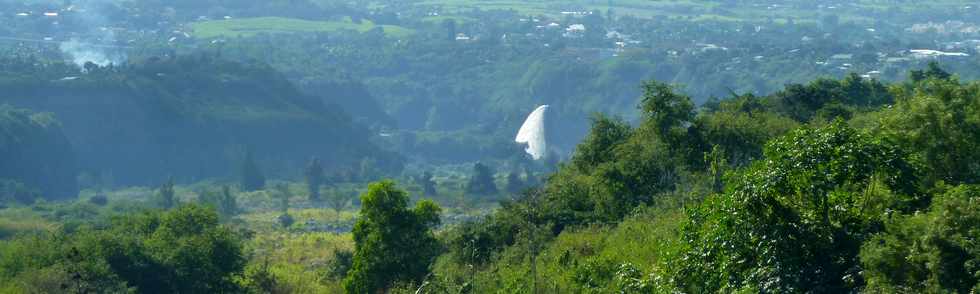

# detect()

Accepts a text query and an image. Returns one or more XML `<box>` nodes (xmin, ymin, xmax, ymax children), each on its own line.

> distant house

<box><xmin>909</xmin><ymin>49</ymin><xmax>970</xmax><ymax>59</ymax></box>
<box><xmin>564</xmin><ymin>24</ymin><xmax>586</xmax><ymax>38</ymax></box>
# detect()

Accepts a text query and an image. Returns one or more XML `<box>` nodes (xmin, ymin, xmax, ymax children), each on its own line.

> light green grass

<box><xmin>399</xmin><ymin>0</ymin><xmax>976</xmax><ymax>23</ymax></box>
<box><xmin>190</xmin><ymin>16</ymin><xmax>415</xmax><ymax>39</ymax></box>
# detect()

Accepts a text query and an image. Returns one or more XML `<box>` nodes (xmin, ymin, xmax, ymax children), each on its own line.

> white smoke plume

<box><xmin>59</xmin><ymin>0</ymin><xmax>126</xmax><ymax>68</ymax></box>
<box><xmin>59</xmin><ymin>38</ymin><xmax>123</xmax><ymax>67</ymax></box>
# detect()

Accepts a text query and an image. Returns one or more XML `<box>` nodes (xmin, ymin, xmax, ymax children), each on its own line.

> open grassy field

<box><xmin>189</xmin><ymin>16</ymin><xmax>415</xmax><ymax>39</ymax></box>
<box><xmin>401</xmin><ymin>0</ymin><xmax>976</xmax><ymax>23</ymax></box>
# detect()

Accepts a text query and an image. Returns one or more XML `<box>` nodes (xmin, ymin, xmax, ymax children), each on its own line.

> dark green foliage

<box><xmin>769</xmin><ymin>74</ymin><xmax>892</xmax><ymax>122</ymax></box>
<box><xmin>200</xmin><ymin>186</ymin><xmax>239</xmax><ymax>218</ymax></box>
<box><xmin>0</xmin><ymin>205</ymin><xmax>247</xmax><ymax>293</ymax></box>
<box><xmin>276</xmin><ymin>213</ymin><xmax>295</xmax><ymax>228</ymax></box>
<box><xmin>274</xmin><ymin>184</ymin><xmax>290</xmax><ymax>214</ymax></box>
<box><xmin>572</xmin><ymin>257</ymin><xmax>618</xmax><ymax>290</ymax></box>
<box><xmin>326</xmin><ymin>250</ymin><xmax>354</xmax><ymax>281</ymax></box>
<box><xmin>0</xmin><ymin>105</ymin><xmax>77</xmax><ymax>200</ymax></box>
<box><xmin>672</xmin><ymin>121</ymin><xmax>921</xmax><ymax>293</ymax></box>
<box><xmin>703</xmin><ymin>145</ymin><xmax>727</xmax><ymax>193</ymax></box>
<box><xmin>504</xmin><ymin>172</ymin><xmax>525</xmax><ymax>194</ymax></box>
<box><xmin>445</xmin><ymin>215</ymin><xmax>520</xmax><ymax>267</ymax></box>
<box><xmin>466</xmin><ymin>163</ymin><xmax>498</xmax><ymax>196</ymax></box>
<box><xmin>694</xmin><ymin>93</ymin><xmax>799</xmax><ymax>167</ymax></box>
<box><xmin>273</xmin><ymin>184</ymin><xmax>293</xmax><ymax>228</ymax></box>
<box><xmin>325</xmin><ymin>188</ymin><xmax>352</xmax><ymax>219</ymax></box>
<box><xmin>639</xmin><ymin>81</ymin><xmax>695</xmax><ymax>146</ymax></box>
<box><xmin>241</xmin><ymin>259</ymin><xmax>282</xmax><ymax>294</ymax></box>
<box><xmin>305</xmin><ymin>157</ymin><xmax>324</xmax><ymax>201</ymax></box>
<box><xmin>155</xmin><ymin>178</ymin><xmax>176</xmax><ymax>209</ymax></box>
<box><xmin>0</xmin><ymin>56</ymin><xmax>400</xmax><ymax>187</ymax></box>
<box><xmin>87</xmin><ymin>194</ymin><xmax>108</xmax><ymax>206</ymax></box>
<box><xmin>861</xmin><ymin>185</ymin><xmax>980</xmax><ymax>293</ymax></box>
<box><xmin>240</xmin><ymin>150</ymin><xmax>266</xmax><ymax>192</ymax></box>
<box><xmin>572</xmin><ymin>258</ymin><xmax>651</xmax><ymax>293</ymax></box>
<box><xmin>875</xmin><ymin>75</ymin><xmax>980</xmax><ymax>185</ymax></box>
<box><xmin>343</xmin><ymin>180</ymin><xmax>442</xmax><ymax>293</ymax></box>
<box><xmin>0</xmin><ymin>179</ymin><xmax>40</xmax><ymax>205</ymax></box>
<box><xmin>910</xmin><ymin>61</ymin><xmax>952</xmax><ymax>83</ymax></box>
<box><xmin>571</xmin><ymin>114</ymin><xmax>633</xmax><ymax>172</ymax></box>
<box><xmin>416</xmin><ymin>171</ymin><xmax>437</xmax><ymax>197</ymax></box>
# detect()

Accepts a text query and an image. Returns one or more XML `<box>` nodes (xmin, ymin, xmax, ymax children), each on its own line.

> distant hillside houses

<box><xmin>909</xmin><ymin>49</ymin><xmax>970</xmax><ymax>59</ymax></box>
<box><xmin>564</xmin><ymin>24</ymin><xmax>585</xmax><ymax>38</ymax></box>
<box><xmin>907</xmin><ymin>21</ymin><xmax>980</xmax><ymax>34</ymax></box>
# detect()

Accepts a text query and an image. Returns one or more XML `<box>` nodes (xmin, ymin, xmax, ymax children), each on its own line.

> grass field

<box><xmin>397</xmin><ymin>0</ymin><xmax>976</xmax><ymax>23</ymax></box>
<box><xmin>189</xmin><ymin>16</ymin><xmax>415</xmax><ymax>39</ymax></box>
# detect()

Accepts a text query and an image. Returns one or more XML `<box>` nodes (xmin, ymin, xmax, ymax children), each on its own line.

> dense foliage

<box><xmin>2</xmin><ymin>1</ymin><xmax>980</xmax><ymax>292</ymax></box>
<box><xmin>428</xmin><ymin>65</ymin><xmax>980</xmax><ymax>293</ymax></box>
<box><xmin>344</xmin><ymin>180</ymin><xmax>442</xmax><ymax>293</ymax></box>
<box><xmin>0</xmin><ymin>56</ymin><xmax>400</xmax><ymax>186</ymax></box>
<box><xmin>0</xmin><ymin>205</ymin><xmax>247</xmax><ymax>293</ymax></box>
<box><xmin>673</xmin><ymin>121</ymin><xmax>920</xmax><ymax>292</ymax></box>
<box><xmin>0</xmin><ymin>105</ymin><xmax>77</xmax><ymax>200</ymax></box>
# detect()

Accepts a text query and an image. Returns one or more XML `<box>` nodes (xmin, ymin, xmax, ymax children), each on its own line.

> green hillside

<box><xmin>190</xmin><ymin>17</ymin><xmax>415</xmax><ymax>39</ymax></box>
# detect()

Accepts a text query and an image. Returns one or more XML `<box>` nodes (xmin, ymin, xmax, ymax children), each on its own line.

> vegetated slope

<box><xmin>0</xmin><ymin>105</ymin><xmax>77</xmax><ymax>200</ymax></box>
<box><xmin>0</xmin><ymin>55</ymin><xmax>400</xmax><ymax>186</ymax></box>
<box><xmin>190</xmin><ymin>17</ymin><xmax>415</xmax><ymax>39</ymax></box>
<box><xmin>431</xmin><ymin>64</ymin><xmax>980</xmax><ymax>292</ymax></box>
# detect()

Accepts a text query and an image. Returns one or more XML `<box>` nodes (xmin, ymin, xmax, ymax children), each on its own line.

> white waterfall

<box><xmin>515</xmin><ymin>105</ymin><xmax>549</xmax><ymax>160</ymax></box>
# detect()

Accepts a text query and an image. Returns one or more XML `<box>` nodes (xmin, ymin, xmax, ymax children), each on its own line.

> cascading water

<box><xmin>515</xmin><ymin>105</ymin><xmax>549</xmax><ymax>160</ymax></box>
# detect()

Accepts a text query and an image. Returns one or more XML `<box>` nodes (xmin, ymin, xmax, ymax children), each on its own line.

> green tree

<box><xmin>305</xmin><ymin>157</ymin><xmax>324</xmax><ymax>201</ymax></box>
<box><xmin>324</xmin><ymin>187</ymin><xmax>351</xmax><ymax>222</ymax></box>
<box><xmin>0</xmin><ymin>205</ymin><xmax>247</xmax><ymax>293</ymax></box>
<box><xmin>874</xmin><ymin>76</ymin><xmax>980</xmax><ymax>184</ymax></box>
<box><xmin>909</xmin><ymin>61</ymin><xmax>951</xmax><ymax>83</ymax></box>
<box><xmin>0</xmin><ymin>179</ymin><xmax>40</xmax><ymax>205</ymax></box>
<box><xmin>638</xmin><ymin>81</ymin><xmax>694</xmax><ymax>144</ymax></box>
<box><xmin>240</xmin><ymin>149</ymin><xmax>265</xmax><ymax>192</ymax></box>
<box><xmin>571</xmin><ymin>114</ymin><xmax>633</xmax><ymax>172</ymax></box>
<box><xmin>200</xmin><ymin>186</ymin><xmax>238</xmax><ymax>218</ymax></box>
<box><xmin>416</xmin><ymin>171</ymin><xmax>437</xmax><ymax>197</ymax></box>
<box><xmin>343</xmin><ymin>180</ymin><xmax>442</xmax><ymax>293</ymax></box>
<box><xmin>466</xmin><ymin>163</ymin><xmax>498</xmax><ymax>196</ymax></box>
<box><xmin>861</xmin><ymin>185</ymin><xmax>980</xmax><ymax>293</ymax></box>
<box><xmin>504</xmin><ymin>171</ymin><xmax>525</xmax><ymax>194</ymax></box>
<box><xmin>274</xmin><ymin>184</ymin><xmax>294</xmax><ymax>228</ymax></box>
<box><xmin>673</xmin><ymin>121</ymin><xmax>921</xmax><ymax>293</ymax></box>
<box><xmin>156</xmin><ymin>177</ymin><xmax>176</xmax><ymax>209</ymax></box>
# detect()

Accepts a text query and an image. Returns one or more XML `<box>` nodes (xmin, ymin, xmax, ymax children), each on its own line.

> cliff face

<box><xmin>0</xmin><ymin>56</ymin><xmax>401</xmax><ymax>186</ymax></box>
<box><xmin>0</xmin><ymin>105</ymin><xmax>78</xmax><ymax>200</ymax></box>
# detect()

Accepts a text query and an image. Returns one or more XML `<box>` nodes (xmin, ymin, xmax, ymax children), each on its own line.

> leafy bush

<box><xmin>861</xmin><ymin>185</ymin><xmax>980</xmax><ymax>293</ymax></box>
<box><xmin>241</xmin><ymin>150</ymin><xmax>266</xmax><ymax>192</ymax></box>
<box><xmin>672</xmin><ymin>121</ymin><xmax>921</xmax><ymax>293</ymax></box>
<box><xmin>465</xmin><ymin>163</ymin><xmax>498</xmax><ymax>196</ymax></box>
<box><xmin>0</xmin><ymin>205</ymin><xmax>247</xmax><ymax>293</ymax></box>
<box><xmin>0</xmin><ymin>179</ymin><xmax>40</xmax><ymax>205</ymax></box>
<box><xmin>343</xmin><ymin>180</ymin><xmax>442</xmax><ymax>293</ymax></box>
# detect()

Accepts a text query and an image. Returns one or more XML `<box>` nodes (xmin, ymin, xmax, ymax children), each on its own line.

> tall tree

<box><xmin>417</xmin><ymin>171</ymin><xmax>437</xmax><ymax>197</ymax></box>
<box><xmin>466</xmin><ymin>163</ymin><xmax>498</xmax><ymax>195</ymax></box>
<box><xmin>156</xmin><ymin>177</ymin><xmax>176</xmax><ymax>209</ymax></box>
<box><xmin>305</xmin><ymin>157</ymin><xmax>324</xmax><ymax>201</ymax></box>
<box><xmin>343</xmin><ymin>180</ymin><xmax>442</xmax><ymax>293</ymax></box>
<box><xmin>240</xmin><ymin>149</ymin><xmax>265</xmax><ymax>192</ymax></box>
<box><xmin>505</xmin><ymin>171</ymin><xmax>525</xmax><ymax>194</ymax></box>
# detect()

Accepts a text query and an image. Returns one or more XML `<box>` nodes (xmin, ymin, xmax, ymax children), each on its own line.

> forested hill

<box><xmin>0</xmin><ymin>105</ymin><xmax>76</xmax><ymax>200</ymax></box>
<box><xmin>0</xmin><ymin>55</ymin><xmax>401</xmax><ymax>186</ymax></box>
